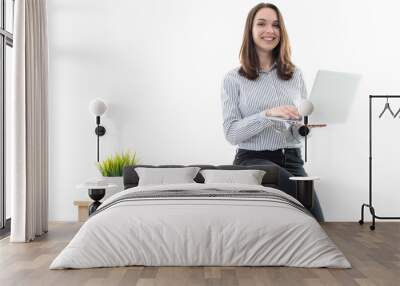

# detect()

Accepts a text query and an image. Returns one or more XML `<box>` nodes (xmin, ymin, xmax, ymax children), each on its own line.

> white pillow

<box><xmin>135</xmin><ymin>167</ymin><xmax>201</xmax><ymax>186</ymax></box>
<box><xmin>200</xmin><ymin>169</ymin><xmax>266</xmax><ymax>185</ymax></box>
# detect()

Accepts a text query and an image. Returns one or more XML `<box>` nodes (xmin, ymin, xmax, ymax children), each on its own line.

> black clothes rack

<box><xmin>359</xmin><ymin>95</ymin><xmax>400</xmax><ymax>230</ymax></box>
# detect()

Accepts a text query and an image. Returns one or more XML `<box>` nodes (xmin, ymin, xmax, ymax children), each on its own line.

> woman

<box><xmin>221</xmin><ymin>3</ymin><xmax>324</xmax><ymax>221</ymax></box>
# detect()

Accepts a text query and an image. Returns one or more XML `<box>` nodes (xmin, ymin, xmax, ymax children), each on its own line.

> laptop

<box><xmin>308</xmin><ymin>70</ymin><xmax>362</xmax><ymax>124</ymax></box>
<box><xmin>265</xmin><ymin>70</ymin><xmax>362</xmax><ymax>124</ymax></box>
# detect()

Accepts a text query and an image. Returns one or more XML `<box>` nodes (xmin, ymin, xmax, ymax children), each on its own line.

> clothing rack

<box><xmin>359</xmin><ymin>95</ymin><xmax>400</xmax><ymax>230</ymax></box>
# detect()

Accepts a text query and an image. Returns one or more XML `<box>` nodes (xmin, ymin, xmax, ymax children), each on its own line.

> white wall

<box><xmin>47</xmin><ymin>0</ymin><xmax>400</xmax><ymax>221</ymax></box>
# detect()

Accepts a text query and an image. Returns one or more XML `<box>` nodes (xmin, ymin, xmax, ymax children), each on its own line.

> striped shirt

<box><xmin>221</xmin><ymin>65</ymin><xmax>307</xmax><ymax>151</ymax></box>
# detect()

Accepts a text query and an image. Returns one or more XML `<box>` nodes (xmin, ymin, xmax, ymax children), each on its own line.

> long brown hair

<box><xmin>239</xmin><ymin>3</ymin><xmax>295</xmax><ymax>80</ymax></box>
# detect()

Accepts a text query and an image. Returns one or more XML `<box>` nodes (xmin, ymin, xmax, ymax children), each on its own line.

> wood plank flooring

<box><xmin>0</xmin><ymin>222</ymin><xmax>399</xmax><ymax>286</ymax></box>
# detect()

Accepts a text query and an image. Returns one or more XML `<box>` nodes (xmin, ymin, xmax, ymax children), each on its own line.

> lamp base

<box><xmin>95</xmin><ymin>126</ymin><xmax>106</xmax><ymax>136</ymax></box>
<box><xmin>298</xmin><ymin>126</ymin><xmax>310</xmax><ymax>136</ymax></box>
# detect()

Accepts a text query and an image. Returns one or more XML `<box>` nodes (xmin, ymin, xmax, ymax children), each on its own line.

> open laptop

<box><xmin>308</xmin><ymin>70</ymin><xmax>362</xmax><ymax>124</ymax></box>
<box><xmin>266</xmin><ymin>70</ymin><xmax>362</xmax><ymax>124</ymax></box>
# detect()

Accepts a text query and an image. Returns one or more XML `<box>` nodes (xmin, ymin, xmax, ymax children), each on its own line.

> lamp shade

<box><xmin>89</xmin><ymin>98</ymin><xmax>107</xmax><ymax>116</ymax></box>
<box><xmin>298</xmin><ymin>99</ymin><xmax>314</xmax><ymax>116</ymax></box>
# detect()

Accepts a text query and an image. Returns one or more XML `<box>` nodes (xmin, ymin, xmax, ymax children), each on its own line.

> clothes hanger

<box><xmin>378</xmin><ymin>97</ymin><xmax>395</xmax><ymax>118</ymax></box>
<box><xmin>393</xmin><ymin>106</ymin><xmax>400</xmax><ymax>118</ymax></box>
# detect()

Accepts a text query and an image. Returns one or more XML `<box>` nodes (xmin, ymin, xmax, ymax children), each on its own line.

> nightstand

<box><xmin>289</xmin><ymin>176</ymin><xmax>319</xmax><ymax>209</ymax></box>
<box><xmin>73</xmin><ymin>201</ymin><xmax>90</xmax><ymax>222</ymax></box>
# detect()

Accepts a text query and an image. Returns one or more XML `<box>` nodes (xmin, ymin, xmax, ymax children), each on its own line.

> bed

<box><xmin>50</xmin><ymin>165</ymin><xmax>350</xmax><ymax>269</ymax></box>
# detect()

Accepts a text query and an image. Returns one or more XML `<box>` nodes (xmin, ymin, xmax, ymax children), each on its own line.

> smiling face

<box><xmin>252</xmin><ymin>7</ymin><xmax>281</xmax><ymax>54</ymax></box>
<box><xmin>240</xmin><ymin>3</ymin><xmax>294</xmax><ymax>80</ymax></box>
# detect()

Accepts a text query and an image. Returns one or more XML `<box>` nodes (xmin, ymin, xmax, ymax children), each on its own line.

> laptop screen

<box><xmin>308</xmin><ymin>70</ymin><xmax>362</xmax><ymax>124</ymax></box>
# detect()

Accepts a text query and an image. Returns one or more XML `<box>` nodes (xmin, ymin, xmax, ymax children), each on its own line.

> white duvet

<box><xmin>50</xmin><ymin>183</ymin><xmax>350</xmax><ymax>269</ymax></box>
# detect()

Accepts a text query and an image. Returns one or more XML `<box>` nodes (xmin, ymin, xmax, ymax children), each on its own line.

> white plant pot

<box><xmin>102</xmin><ymin>176</ymin><xmax>124</xmax><ymax>199</ymax></box>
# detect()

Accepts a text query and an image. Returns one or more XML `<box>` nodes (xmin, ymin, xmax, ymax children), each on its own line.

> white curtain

<box><xmin>10</xmin><ymin>0</ymin><xmax>48</xmax><ymax>242</ymax></box>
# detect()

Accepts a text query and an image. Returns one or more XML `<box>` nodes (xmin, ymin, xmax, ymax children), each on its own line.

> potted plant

<box><xmin>96</xmin><ymin>151</ymin><xmax>138</xmax><ymax>194</ymax></box>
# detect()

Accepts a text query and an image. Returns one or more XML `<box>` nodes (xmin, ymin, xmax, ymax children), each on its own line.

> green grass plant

<box><xmin>97</xmin><ymin>151</ymin><xmax>138</xmax><ymax>177</ymax></box>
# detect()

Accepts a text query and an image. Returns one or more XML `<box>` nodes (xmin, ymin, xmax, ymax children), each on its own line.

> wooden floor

<box><xmin>0</xmin><ymin>222</ymin><xmax>399</xmax><ymax>286</ymax></box>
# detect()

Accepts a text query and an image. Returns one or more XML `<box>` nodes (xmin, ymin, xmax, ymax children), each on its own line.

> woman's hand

<box><xmin>265</xmin><ymin>105</ymin><xmax>300</xmax><ymax>120</ymax></box>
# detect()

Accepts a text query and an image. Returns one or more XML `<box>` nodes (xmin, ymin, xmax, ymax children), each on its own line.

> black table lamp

<box><xmin>89</xmin><ymin>98</ymin><xmax>107</xmax><ymax>162</ymax></box>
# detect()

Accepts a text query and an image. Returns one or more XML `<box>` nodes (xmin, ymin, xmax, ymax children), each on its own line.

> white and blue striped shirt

<box><xmin>221</xmin><ymin>65</ymin><xmax>307</xmax><ymax>151</ymax></box>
